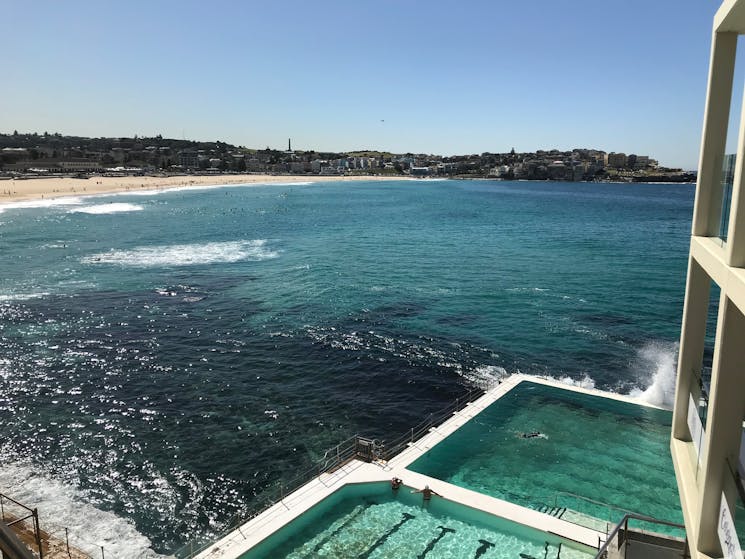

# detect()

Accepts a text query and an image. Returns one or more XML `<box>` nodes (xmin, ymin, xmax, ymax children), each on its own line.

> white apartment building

<box><xmin>672</xmin><ymin>1</ymin><xmax>745</xmax><ymax>558</ymax></box>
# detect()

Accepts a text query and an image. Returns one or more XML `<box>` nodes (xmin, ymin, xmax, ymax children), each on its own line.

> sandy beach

<box><xmin>0</xmin><ymin>174</ymin><xmax>401</xmax><ymax>204</ymax></box>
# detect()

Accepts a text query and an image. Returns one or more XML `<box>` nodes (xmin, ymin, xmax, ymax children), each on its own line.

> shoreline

<box><xmin>0</xmin><ymin>174</ymin><xmax>404</xmax><ymax>204</ymax></box>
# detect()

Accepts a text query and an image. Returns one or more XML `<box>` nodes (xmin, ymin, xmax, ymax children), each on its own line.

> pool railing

<box><xmin>172</xmin><ymin>382</ymin><xmax>492</xmax><ymax>558</ymax></box>
<box><xmin>595</xmin><ymin>514</ymin><xmax>687</xmax><ymax>559</ymax></box>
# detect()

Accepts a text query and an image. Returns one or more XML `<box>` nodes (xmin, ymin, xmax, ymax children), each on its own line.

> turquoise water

<box><xmin>408</xmin><ymin>382</ymin><xmax>681</xmax><ymax>529</ymax></box>
<box><xmin>240</xmin><ymin>482</ymin><xmax>594</xmax><ymax>559</ymax></box>
<box><xmin>0</xmin><ymin>180</ymin><xmax>694</xmax><ymax>555</ymax></box>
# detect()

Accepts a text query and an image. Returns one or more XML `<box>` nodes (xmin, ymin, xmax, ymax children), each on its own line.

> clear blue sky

<box><xmin>0</xmin><ymin>1</ymin><xmax>729</xmax><ymax>168</ymax></box>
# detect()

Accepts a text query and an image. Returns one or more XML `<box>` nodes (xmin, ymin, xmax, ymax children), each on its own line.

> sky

<box><xmin>0</xmin><ymin>1</ymin><xmax>733</xmax><ymax>169</ymax></box>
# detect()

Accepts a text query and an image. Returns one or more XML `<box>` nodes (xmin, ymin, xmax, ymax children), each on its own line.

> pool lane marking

<box><xmin>474</xmin><ymin>539</ymin><xmax>495</xmax><ymax>559</ymax></box>
<box><xmin>357</xmin><ymin>512</ymin><xmax>415</xmax><ymax>559</ymax></box>
<box><xmin>416</xmin><ymin>526</ymin><xmax>456</xmax><ymax>559</ymax></box>
<box><xmin>306</xmin><ymin>504</ymin><xmax>368</xmax><ymax>556</ymax></box>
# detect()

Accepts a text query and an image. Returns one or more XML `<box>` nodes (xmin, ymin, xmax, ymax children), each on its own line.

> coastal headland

<box><xmin>0</xmin><ymin>174</ymin><xmax>401</xmax><ymax>204</ymax></box>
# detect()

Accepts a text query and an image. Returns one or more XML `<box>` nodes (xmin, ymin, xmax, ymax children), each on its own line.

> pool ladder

<box><xmin>536</xmin><ymin>504</ymin><xmax>567</xmax><ymax>519</ymax></box>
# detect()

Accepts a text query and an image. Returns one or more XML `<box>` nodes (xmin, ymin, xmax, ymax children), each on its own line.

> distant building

<box><xmin>290</xmin><ymin>161</ymin><xmax>308</xmax><ymax>173</ymax></box>
<box><xmin>311</xmin><ymin>159</ymin><xmax>327</xmax><ymax>173</ymax></box>
<box><xmin>178</xmin><ymin>150</ymin><xmax>199</xmax><ymax>169</ymax></box>
<box><xmin>607</xmin><ymin>152</ymin><xmax>627</xmax><ymax>168</ymax></box>
<box><xmin>4</xmin><ymin>158</ymin><xmax>101</xmax><ymax>172</ymax></box>
<box><xmin>246</xmin><ymin>158</ymin><xmax>264</xmax><ymax>172</ymax></box>
<box><xmin>546</xmin><ymin>160</ymin><xmax>567</xmax><ymax>180</ymax></box>
<box><xmin>488</xmin><ymin>165</ymin><xmax>511</xmax><ymax>178</ymax></box>
<box><xmin>410</xmin><ymin>166</ymin><xmax>432</xmax><ymax>176</ymax></box>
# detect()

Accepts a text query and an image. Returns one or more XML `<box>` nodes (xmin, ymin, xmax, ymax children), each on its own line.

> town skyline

<box><xmin>1</xmin><ymin>1</ymin><xmax>731</xmax><ymax>171</ymax></box>
<box><xmin>0</xmin><ymin>130</ymin><xmax>694</xmax><ymax>182</ymax></box>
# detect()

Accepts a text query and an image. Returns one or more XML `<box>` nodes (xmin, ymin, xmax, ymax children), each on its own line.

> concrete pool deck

<box><xmin>194</xmin><ymin>374</ymin><xmax>669</xmax><ymax>559</ymax></box>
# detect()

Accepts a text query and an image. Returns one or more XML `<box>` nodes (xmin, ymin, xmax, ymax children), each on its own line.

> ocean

<box><xmin>0</xmin><ymin>179</ymin><xmax>693</xmax><ymax>557</ymax></box>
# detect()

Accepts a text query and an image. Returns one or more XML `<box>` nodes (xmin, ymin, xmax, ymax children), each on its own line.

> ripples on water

<box><xmin>0</xmin><ymin>180</ymin><xmax>694</xmax><ymax>555</ymax></box>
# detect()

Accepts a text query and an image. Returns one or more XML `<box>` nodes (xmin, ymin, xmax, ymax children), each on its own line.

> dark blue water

<box><xmin>0</xmin><ymin>180</ymin><xmax>693</xmax><ymax>556</ymax></box>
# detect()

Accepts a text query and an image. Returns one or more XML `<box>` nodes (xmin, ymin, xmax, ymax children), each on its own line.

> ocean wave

<box><xmin>505</xmin><ymin>287</ymin><xmax>549</xmax><ymax>294</ymax></box>
<box><xmin>81</xmin><ymin>240</ymin><xmax>278</xmax><ymax>267</ymax></box>
<box><xmin>0</xmin><ymin>462</ymin><xmax>167</xmax><ymax>559</ymax></box>
<box><xmin>463</xmin><ymin>365</ymin><xmax>509</xmax><ymax>387</ymax></box>
<box><xmin>544</xmin><ymin>373</ymin><xmax>597</xmax><ymax>390</ymax></box>
<box><xmin>0</xmin><ymin>292</ymin><xmax>50</xmax><ymax>302</ymax></box>
<box><xmin>628</xmin><ymin>340</ymin><xmax>678</xmax><ymax>408</ymax></box>
<box><xmin>70</xmin><ymin>203</ymin><xmax>144</xmax><ymax>214</ymax></box>
<box><xmin>0</xmin><ymin>197</ymin><xmax>84</xmax><ymax>213</ymax></box>
<box><xmin>103</xmin><ymin>181</ymin><xmax>316</xmax><ymax>198</ymax></box>
<box><xmin>528</xmin><ymin>341</ymin><xmax>677</xmax><ymax>408</ymax></box>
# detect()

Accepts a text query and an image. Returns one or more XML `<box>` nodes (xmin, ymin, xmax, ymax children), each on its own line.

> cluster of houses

<box><xmin>0</xmin><ymin>133</ymin><xmax>687</xmax><ymax>182</ymax></box>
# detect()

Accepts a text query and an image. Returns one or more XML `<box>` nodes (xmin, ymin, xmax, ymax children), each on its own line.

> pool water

<box><xmin>407</xmin><ymin>382</ymin><xmax>683</xmax><ymax>529</ymax></box>
<box><xmin>240</xmin><ymin>482</ymin><xmax>594</xmax><ymax>559</ymax></box>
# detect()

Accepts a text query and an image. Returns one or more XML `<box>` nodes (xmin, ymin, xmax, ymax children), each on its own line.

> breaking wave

<box><xmin>547</xmin><ymin>374</ymin><xmax>597</xmax><ymax>390</ymax></box>
<box><xmin>105</xmin><ymin>181</ymin><xmax>316</xmax><ymax>197</ymax></box>
<box><xmin>0</xmin><ymin>197</ymin><xmax>84</xmax><ymax>213</ymax></box>
<box><xmin>629</xmin><ymin>341</ymin><xmax>678</xmax><ymax>408</ymax></box>
<box><xmin>531</xmin><ymin>341</ymin><xmax>677</xmax><ymax>408</ymax></box>
<box><xmin>70</xmin><ymin>203</ymin><xmax>144</xmax><ymax>214</ymax></box>
<box><xmin>464</xmin><ymin>365</ymin><xmax>509</xmax><ymax>388</ymax></box>
<box><xmin>81</xmin><ymin>240</ymin><xmax>278</xmax><ymax>267</ymax></box>
<box><xmin>0</xmin><ymin>292</ymin><xmax>50</xmax><ymax>302</ymax></box>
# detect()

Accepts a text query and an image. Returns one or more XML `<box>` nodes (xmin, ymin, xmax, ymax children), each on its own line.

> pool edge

<box><xmin>193</xmin><ymin>374</ymin><xmax>668</xmax><ymax>558</ymax></box>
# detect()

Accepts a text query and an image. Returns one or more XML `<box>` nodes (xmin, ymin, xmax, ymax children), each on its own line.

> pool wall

<box><xmin>239</xmin><ymin>481</ymin><xmax>597</xmax><ymax>559</ymax></box>
<box><xmin>195</xmin><ymin>374</ymin><xmax>668</xmax><ymax>559</ymax></box>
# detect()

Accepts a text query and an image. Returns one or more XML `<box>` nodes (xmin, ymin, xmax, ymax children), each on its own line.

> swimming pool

<box><xmin>238</xmin><ymin>482</ymin><xmax>595</xmax><ymax>559</ymax></box>
<box><xmin>407</xmin><ymin>381</ymin><xmax>683</xmax><ymax>531</ymax></box>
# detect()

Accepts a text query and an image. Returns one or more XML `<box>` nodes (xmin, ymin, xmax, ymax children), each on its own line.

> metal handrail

<box><xmin>594</xmin><ymin>513</ymin><xmax>686</xmax><ymax>559</ymax></box>
<box><xmin>380</xmin><ymin>385</ymin><xmax>489</xmax><ymax>461</ymax></box>
<box><xmin>552</xmin><ymin>491</ymin><xmax>642</xmax><ymax>518</ymax></box>
<box><xmin>0</xmin><ymin>521</ymin><xmax>35</xmax><ymax>559</ymax></box>
<box><xmin>173</xmin><ymin>382</ymin><xmax>496</xmax><ymax>558</ymax></box>
<box><xmin>0</xmin><ymin>493</ymin><xmax>43</xmax><ymax>559</ymax></box>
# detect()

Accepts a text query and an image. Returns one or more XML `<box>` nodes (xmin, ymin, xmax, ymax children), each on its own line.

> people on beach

<box><xmin>411</xmin><ymin>484</ymin><xmax>441</xmax><ymax>501</ymax></box>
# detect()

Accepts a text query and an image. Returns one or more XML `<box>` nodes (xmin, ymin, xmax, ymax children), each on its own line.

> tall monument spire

<box><xmin>288</xmin><ymin>138</ymin><xmax>291</xmax><ymax>152</ymax></box>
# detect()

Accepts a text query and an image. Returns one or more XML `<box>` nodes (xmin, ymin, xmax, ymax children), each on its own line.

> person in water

<box><xmin>520</xmin><ymin>431</ymin><xmax>543</xmax><ymax>438</ymax></box>
<box><xmin>411</xmin><ymin>484</ymin><xmax>441</xmax><ymax>501</ymax></box>
<box><xmin>391</xmin><ymin>477</ymin><xmax>403</xmax><ymax>491</ymax></box>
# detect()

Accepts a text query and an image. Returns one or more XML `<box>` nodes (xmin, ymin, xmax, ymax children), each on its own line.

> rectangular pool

<box><xmin>407</xmin><ymin>381</ymin><xmax>682</xmax><ymax>530</ymax></box>
<box><xmin>239</xmin><ymin>481</ymin><xmax>595</xmax><ymax>559</ymax></box>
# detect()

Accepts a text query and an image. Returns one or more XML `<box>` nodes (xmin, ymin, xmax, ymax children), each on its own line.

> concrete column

<box><xmin>693</xmin><ymin>31</ymin><xmax>737</xmax><ymax>238</ymax></box>
<box><xmin>673</xmin><ymin>257</ymin><xmax>711</xmax><ymax>440</ymax></box>
<box><xmin>727</xmin><ymin>74</ymin><xmax>745</xmax><ymax>266</ymax></box>
<box><xmin>695</xmin><ymin>296</ymin><xmax>745</xmax><ymax>555</ymax></box>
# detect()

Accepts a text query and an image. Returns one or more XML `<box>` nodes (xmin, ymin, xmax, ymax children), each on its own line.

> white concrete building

<box><xmin>672</xmin><ymin>1</ymin><xmax>745</xmax><ymax>558</ymax></box>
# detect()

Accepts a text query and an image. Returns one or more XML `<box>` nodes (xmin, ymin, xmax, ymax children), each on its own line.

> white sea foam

<box><xmin>629</xmin><ymin>341</ymin><xmax>678</xmax><ymax>408</ymax></box>
<box><xmin>545</xmin><ymin>373</ymin><xmax>597</xmax><ymax>390</ymax></box>
<box><xmin>104</xmin><ymin>181</ymin><xmax>315</xmax><ymax>197</ymax></box>
<box><xmin>464</xmin><ymin>365</ymin><xmax>509</xmax><ymax>387</ymax></box>
<box><xmin>0</xmin><ymin>197</ymin><xmax>84</xmax><ymax>213</ymax></box>
<box><xmin>70</xmin><ymin>203</ymin><xmax>144</xmax><ymax>214</ymax></box>
<box><xmin>538</xmin><ymin>342</ymin><xmax>676</xmax><ymax>407</ymax></box>
<box><xmin>81</xmin><ymin>240</ymin><xmax>278</xmax><ymax>267</ymax></box>
<box><xmin>0</xmin><ymin>463</ymin><xmax>167</xmax><ymax>559</ymax></box>
<box><xmin>0</xmin><ymin>292</ymin><xmax>50</xmax><ymax>302</ymax></box>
